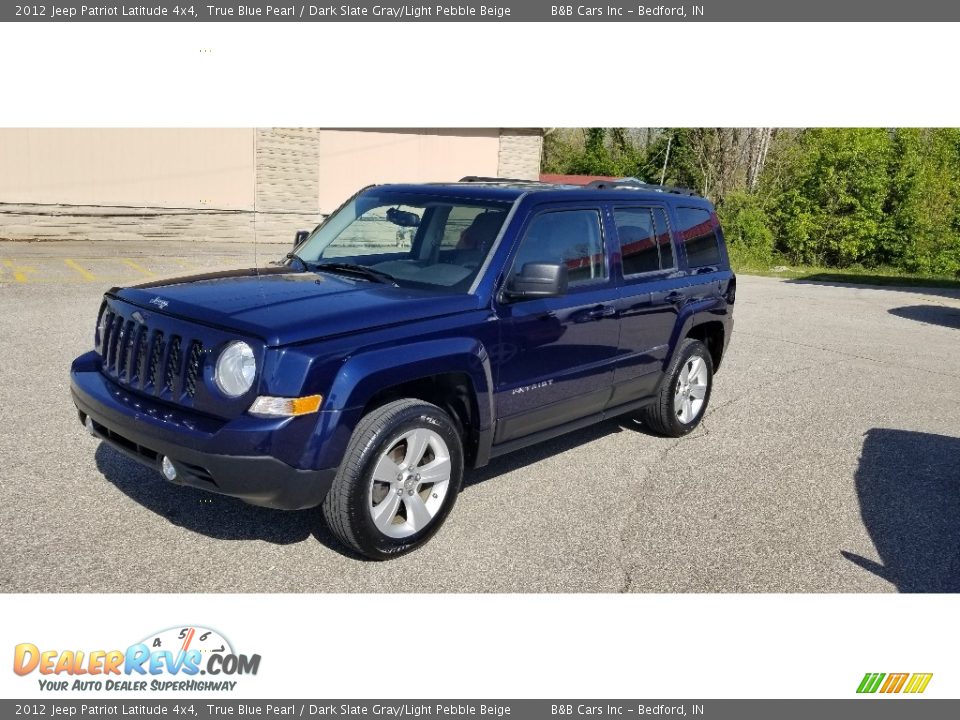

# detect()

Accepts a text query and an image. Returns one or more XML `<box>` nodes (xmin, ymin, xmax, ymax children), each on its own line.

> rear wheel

<box><xmin>322</xmin><ymin>399</ymin><xmax>464</xmax><ymax>559</ymax></box>
<box><xmin>639</xmin><ymin>338</ymin><xmax>713</xmax><ymax>437</ymax></box>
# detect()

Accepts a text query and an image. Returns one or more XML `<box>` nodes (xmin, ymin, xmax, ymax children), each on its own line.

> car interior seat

<box><xmin>453</xmin><ymin>211</ymin><xmax>507</xmax><ymax>267</ymax></box>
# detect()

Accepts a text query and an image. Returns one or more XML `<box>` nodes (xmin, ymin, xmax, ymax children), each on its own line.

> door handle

<box><xmin>587</xmin><ymin>304</ymin><xmax>617</xmax><ymax>319</ymax></box>
<box><xmin>665</xmin><ymin>291</ymin><xmax>686</xmax><ymax>305</ymax></box>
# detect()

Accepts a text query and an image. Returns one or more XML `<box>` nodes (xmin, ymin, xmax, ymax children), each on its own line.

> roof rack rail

<box><xmin>459</xmin><ymin>175</ymin><xmax>545</xmax><ymax>184</ymax></box>
<box><xmin>586</xmin><ymin>179</ymin><xmax>701</xmax><ymax>197</ymax></box>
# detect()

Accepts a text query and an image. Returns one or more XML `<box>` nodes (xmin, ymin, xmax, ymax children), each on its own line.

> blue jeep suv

<box><xmin>71</xmin><ymin>177</ymin><xmax>735</xmax><ymax>559</ymax></box>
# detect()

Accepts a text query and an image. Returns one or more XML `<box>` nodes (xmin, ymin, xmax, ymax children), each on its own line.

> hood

<box><xmin>113</xmin><ymin>266</ymin><xmax>481</xmax><ymax>346</ymax></box>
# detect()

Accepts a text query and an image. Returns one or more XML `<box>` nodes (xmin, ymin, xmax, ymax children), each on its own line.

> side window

<box><xmin>615</xmin><ymin>207</ymin><xmax>676</xmax><ymax>275</ymax></box>
<box><xmin>614</xmin><ymin>208</ymin><xmax>658</xmax><ymax>275</ymax></box>
<box><xmin>511</xmin><ymin>209</ymin><xmax>606</xmax><ymax>286</ymax></box>
<box><xmin>676</xmin><ymin>207</ymin><xmax>721</xmax><ymax>268</ymax></box>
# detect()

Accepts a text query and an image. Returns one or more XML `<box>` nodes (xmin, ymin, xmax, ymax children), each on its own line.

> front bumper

<box><xmin>71</xmin><ymin>354</ymin><xmax>336</xmax><ymax>510</ymax></box>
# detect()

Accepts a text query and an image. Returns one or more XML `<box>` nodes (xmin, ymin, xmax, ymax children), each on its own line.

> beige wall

<box><xmin>0</xmin><ymin>128</ymin><xmax>538</xmax><ymax>213</ymax></box>
<box><xmin>0</xmin><ymin>128</ymin><xmax>542</xmax><ymax>244</ymax></box>
<box><xmin>0</xmin><ymin>129</ymin><xmax>255</xmax><ymax>209</ymax></box>
<box><xmin>497</xmin><ymin>128</ymin><xmax>544</xmax><ymax>180</ymax></box>
<box><xmin>315</xmin><ymin>129</ymin><xmax>501</xmax><ymax>212</ymax></box>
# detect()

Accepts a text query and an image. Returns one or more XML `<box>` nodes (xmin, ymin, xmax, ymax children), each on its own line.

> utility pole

<box><xmin>660</xmin><ymin>134</ymin><xmax>673</xmax><ymax>186</ymax></box>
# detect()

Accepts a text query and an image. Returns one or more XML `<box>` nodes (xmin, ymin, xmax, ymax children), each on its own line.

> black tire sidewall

<box><xmin>350</xmin><ymin>403</ymin><xmax>464</xmax><ymax>559</ymax></box>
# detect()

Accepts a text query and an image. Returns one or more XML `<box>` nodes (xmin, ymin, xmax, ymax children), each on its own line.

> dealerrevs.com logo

<box><xmin>13</xmin><ymin>626</ymin><xmax>261</xmax><ymax>692</ymax></box>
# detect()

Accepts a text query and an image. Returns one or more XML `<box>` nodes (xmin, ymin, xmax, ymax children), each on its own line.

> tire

<box><xmin>639</xmin><ymin>338</ymin><xmax>713</xmax><ymax>437</ymax></box>
<box><xmin>322</xmin><ymin>399</ymin><xmax>464</xmax><ymax>560</ymax></box>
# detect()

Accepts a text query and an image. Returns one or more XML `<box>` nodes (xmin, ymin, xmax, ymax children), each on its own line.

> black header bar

<box><xmin>2</xmin><ymin>700</ymin><xmax>959</xmax><ymax>719</ymax></box>
<box><xmin>4</xmin><ymin>0</ymin><xmax>958</xmax><ymax>22</ymax></box>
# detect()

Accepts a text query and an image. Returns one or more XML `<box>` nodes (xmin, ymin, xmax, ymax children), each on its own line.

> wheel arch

<box><xmin>324</xmin><ymin>338</ymin><xmax>494</xmax><ymax>468</ymax></box>
<box><xmin>361</xmin><ymin>372</ymin><xmax>484</xmax><ymax>467</ymax></box>
<box><xmin>685</xmin><ymin>320</ymin><xmax>726</xmax><ymax>371</ymax></box>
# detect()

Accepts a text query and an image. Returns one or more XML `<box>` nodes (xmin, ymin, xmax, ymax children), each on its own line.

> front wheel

<box><xmin>322</xmin><ymin>399</ymin><xmax>464</xmax><ymax>559</ymax></box>
<box><xmin>639</xmin><ymin>338</ymin><xmax>713</xmax><ymax>437</ymax></box>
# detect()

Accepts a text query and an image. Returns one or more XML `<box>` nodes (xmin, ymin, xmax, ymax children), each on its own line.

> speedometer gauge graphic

<box><xmin>138</xmin><ymin>626</ymin><xmax>234</xmax><ymax>657</ymax></box>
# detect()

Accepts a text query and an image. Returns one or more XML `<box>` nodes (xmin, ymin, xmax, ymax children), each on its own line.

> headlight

<box><xmin>96</xmin><ymin>306</ymin><xmax>109</xmax><ymax>349</ymax></box>
<box><xmin>214</xmin><ymin>341</ymin><xmax>256</xmax><ymax>397</ymax></box>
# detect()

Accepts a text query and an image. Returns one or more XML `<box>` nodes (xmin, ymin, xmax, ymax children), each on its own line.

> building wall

<box><xmin>315</xmin><ymin>129</ymin><xmax>502</xmax><ymax>212</ymax></box>
<box><xmin>0</xmin><ymin>128</ymin><xmax>255</xmax><ymax>209</ymax></box>
<box><xmin>497</xmin><ymin>128</ymin><xmax>543</xmax><ymax>180</ymax></box>
<box><xmin>256</xmin><ymin>128</ymin><xmax>321</xmax><ymax>212</ymax></box>
<box><xmin>0</xmin><ymin>128</ymin><xmax>542</xmax><ymax>244</ymax></box>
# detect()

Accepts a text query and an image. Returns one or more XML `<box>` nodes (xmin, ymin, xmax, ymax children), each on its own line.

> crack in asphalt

<box><xmin>616</xmin><ymin>431</ymin><xmax>685</xmax><ymax>593</ymax></box>
<box><xmin>613</xmin><ymin>356</ymin><xmax>844</xmax><ymax>593</ymax></box>
<box><xmin>707</xmin><ymin>360</ymin><xmax>833</xmax><ymax>416</ymax></box>
<box><xmin>736</xmin><ymin>330</ymin><xmax>960</xmax><ymax>381</ymax></box>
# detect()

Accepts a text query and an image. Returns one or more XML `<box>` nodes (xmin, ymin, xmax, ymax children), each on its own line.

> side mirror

<box><xmin>294</xmin><ymin>230</ymin><xmax>310</xmax><ymax>248</ymax></box>
<box><xmin>503</xmin><ymin>262</ymin><xmax>568</xmax><ymax>301</ymax></box>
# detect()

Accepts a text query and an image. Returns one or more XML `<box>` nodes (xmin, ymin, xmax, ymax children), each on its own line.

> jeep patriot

<box><xmin>70</xmin><ymin>177</ymin><xmax>735</xmax><ymax>558</ymax></box>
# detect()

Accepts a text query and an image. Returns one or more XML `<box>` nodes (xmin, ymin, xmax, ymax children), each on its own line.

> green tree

<box><xmin>717</xmin><ymin>191</ymin><xmax>774</xmax><ymax>266</ymax></box>
<box><xmin>542</xmin><ymin>128</ymin><xmax>645</xmax><ymax>178</ymax></box>
<box><xmin>767</xmin><ymin>129</ymin><xmax>893</xmax><ymax>266</ymax></box>
<box><xmin>542</xmin><ymin>127</ymin><xmax>960</xmax><ymax>277</ymax></box>
<box><xmin>881</xmin><ymin>128</ymin><xmax>960</xmax><ymax>275</ymax></box>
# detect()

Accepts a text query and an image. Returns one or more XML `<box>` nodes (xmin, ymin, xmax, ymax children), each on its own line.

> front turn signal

<box><xmin>248</xmin><ymin>394</ymin><xmax>323</xmax><ymax>417</ymax></box>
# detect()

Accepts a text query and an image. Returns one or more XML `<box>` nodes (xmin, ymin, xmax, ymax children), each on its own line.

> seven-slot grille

<box><xmin>98</xmin><ymin>308</ymin><xmax>204</xmax><ymax>402</ymax></box>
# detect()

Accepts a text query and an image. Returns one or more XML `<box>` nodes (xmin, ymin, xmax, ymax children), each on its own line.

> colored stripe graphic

<box><xmin>880</xmin><ymin>673</ymin><xmax>909</xmax><ymax>693</ymax></box>
<box><xmin>904</xmin><ymin>673</ymin><xmax>933</xmax><ymax>694</ymax></box>
<box><xmin>858</xmin><ymin>672</ymin><xmax>932</xmax><ymax>694</ymax></box>
<box><xmin>857</xmin><ymin>673</ymin><xmax>885</xmax><ymax>693</ymax></box>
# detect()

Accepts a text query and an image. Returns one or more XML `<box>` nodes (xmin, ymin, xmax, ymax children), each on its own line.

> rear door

<box><xmin>492</xmin><ymin>203</ymin><xmax>620</xmax><ymax>444</ymax></box>
<box><xmin>608</xmin><ymin>204</ymin><xmax>689</xmax><ymax>406</ymax></box>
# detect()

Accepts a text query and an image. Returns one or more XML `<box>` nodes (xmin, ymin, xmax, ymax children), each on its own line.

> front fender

<box><xmin>324</xmin><ymin>337</ymin><xmax>495</xmax><ymax>433</ymax></box>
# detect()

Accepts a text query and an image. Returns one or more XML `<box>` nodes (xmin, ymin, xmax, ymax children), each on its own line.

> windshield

<box><xmin>294</xmin><ymin>190</ymin><xmax>512</xmax><ymax>292</ymax></box>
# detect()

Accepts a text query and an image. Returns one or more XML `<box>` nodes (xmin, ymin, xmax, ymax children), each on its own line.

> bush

<box><xmin>768</xmin><ymin>129</ymin><xmax>893</xmax><ymax>267</ymax></box>
<box><xmin>881</xmin><ymin>129</ymin><xmax>960</xmax><ymax>277</ymax></box>
<box><xmin>543</xmin><ymin>127</ymin><xmax>960</xmax><ymax>278</ymax></box>
<box><xmin>718</xmin><ymin>191</ymin><xmax>774</xmax><ymax>266</ymax></box>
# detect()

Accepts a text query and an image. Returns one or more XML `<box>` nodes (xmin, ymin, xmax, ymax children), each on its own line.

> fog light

<box><xmin>161</xmin><ymin>456</ymin><xmax>177</xmax><ymax>481</ymax></box>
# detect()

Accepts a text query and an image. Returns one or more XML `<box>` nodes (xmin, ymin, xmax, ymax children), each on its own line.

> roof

<box><xmin>369</xmin><ymin>177</ymin><xmax>711</xmax><ymax>206</ymax></box>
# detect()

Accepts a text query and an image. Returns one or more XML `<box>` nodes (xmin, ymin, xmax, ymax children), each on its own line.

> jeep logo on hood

<box><xmin>149</xmin><ymin>297</ymin><xmax>169</xmax><ymax>310</ymax></box>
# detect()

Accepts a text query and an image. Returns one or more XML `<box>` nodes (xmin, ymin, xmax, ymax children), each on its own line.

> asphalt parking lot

<box><xmin>2</xmin><ymin>241</ymin><xmax>958</xmax><ymax>592</ymax></box>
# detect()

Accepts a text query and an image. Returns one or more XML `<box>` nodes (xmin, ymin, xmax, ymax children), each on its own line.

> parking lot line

<box><xmin>64</xmin><ymin>258</ymin><xmax>97</xmax><ymax>281</ymax></box>
<box><xmin>2</xmin><ymin>258</ymin><xmax>35</xmax><ymax>283</ymax></box>
<box><xmin>121</xmin><ymin>259</ymin><xmax>154</xmax><ymax>276</ymax></box>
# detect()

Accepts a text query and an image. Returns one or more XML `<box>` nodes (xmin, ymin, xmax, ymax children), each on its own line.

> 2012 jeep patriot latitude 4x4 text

<box><xmin>71</xmin><ymin>177</ymin><xmax>735</xmax><ymax>559</ymax></box>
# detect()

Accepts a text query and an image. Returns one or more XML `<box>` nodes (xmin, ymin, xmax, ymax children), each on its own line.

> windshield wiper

<box><xmin>314</xmin><ymin>261</ymin><xmax>399</xmax><ymax>286</ymax></box>
<box><xmin>285</xmin><ymin>252</ymin><xmax>312</xmax><ymax>270</ymax></box>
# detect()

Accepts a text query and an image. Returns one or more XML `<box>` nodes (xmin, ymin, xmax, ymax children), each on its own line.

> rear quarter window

<box><xmin>675</xmin><ymin>207</ymin><xmax>721</xmax><ymax>268</ymax></box>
